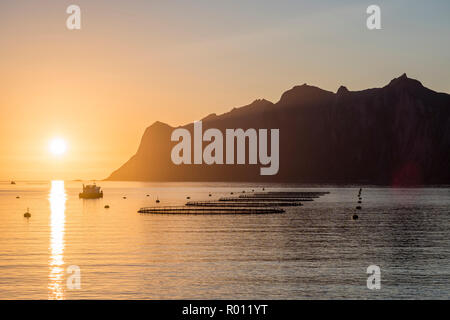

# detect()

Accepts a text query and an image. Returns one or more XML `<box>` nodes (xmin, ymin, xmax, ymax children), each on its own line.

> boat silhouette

<box><xmin>79</xmin><ymin>183</ymin><xmax>103</xmax><ymax>199</ymax></box>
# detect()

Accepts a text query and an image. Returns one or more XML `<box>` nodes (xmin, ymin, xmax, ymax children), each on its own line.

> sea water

<box><xmin>0</xmin><ymin>181</ymin><xmax>448</xmax><ymax>299</ymax></box>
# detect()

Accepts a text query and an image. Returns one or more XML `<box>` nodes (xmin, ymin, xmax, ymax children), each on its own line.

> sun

<box><xmin>49</xmin><ymin>138</ymin><xmax>67</xmax><ymax>156</ymax></box>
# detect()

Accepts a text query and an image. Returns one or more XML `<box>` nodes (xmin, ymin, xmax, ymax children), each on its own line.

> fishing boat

<box><xmin>79</xmin><ymin>183</ymin><xmax>103</xmax><ymax>199</ymax></box>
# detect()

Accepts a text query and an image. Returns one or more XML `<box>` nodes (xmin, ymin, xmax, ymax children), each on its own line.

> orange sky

<box><xmin>0</xmin><ymin>1</ymin><xmax>449</xmax><ymax>180</ymax></box>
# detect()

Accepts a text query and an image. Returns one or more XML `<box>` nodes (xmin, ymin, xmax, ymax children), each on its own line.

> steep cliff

<box><xmin>107</xmin><ymin>74</ymin><xmax>450</xmax><ymax>185</ymax></box>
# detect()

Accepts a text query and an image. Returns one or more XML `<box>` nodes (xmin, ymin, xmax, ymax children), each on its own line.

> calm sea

<box><xmin>0</xmin><ymin>181</ymin><xmax>449</xmax><ymax>299</ymax></box>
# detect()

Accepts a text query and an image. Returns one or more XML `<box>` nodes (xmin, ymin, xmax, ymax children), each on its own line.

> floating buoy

<box><xmin>24</xmin><ymin>208</ymin><xmax>31</xmax><ymax>218</ymax></box>
<box><xmin>242</xmin><ymin>190</ymin><xmax>245</xmax><ymax>193</ymax></box>
<box><xmin>352</xmin><ymin>214</ymin><xmax>358</xmax><ymax>220</ymax></box>
<box><xmin>356</xmin><ymin>206</ymin><xmax>362</xmax><ymax>210</ymax></box>
<box><xmin>146</xmin><ymin>194</ymin><xmax>150</xmax><ymax>197</ymax></box>
<box><xmin>262</xmin><ymin>187</ymin><xmax>265</xmax><ymax>191</ymax></box>
<box><xmin>104</xmin><ymin>205</ymin><xmax>110</xmax><ymax>209</ymax></box>
<box><xmin>123</xmin><ymin>196</ymin><xmax>127</xmax><ymax>199</ymax></box>
<box><xmin>186</xmin><ymin>196</ymin><xmax>190</xmax><ymax>199</ymax></box>
<box><xmin>209</xmin><ymin>194</ymin><xmax>212</xmax><ymax>197</ymax></box>
<box><xmin>16</xmin><ymin>196</ymin><xmax>20</xmax><ymax>199</ymax></box>
<box><xmin>156</xmin><ymin>198</ymin><xmax>160</xmax><ymax>203</ymax></box>
<box><xmin>230</xmin><ymin>192</ymin><xmax>234</xmax><ymax>195</ymax></box>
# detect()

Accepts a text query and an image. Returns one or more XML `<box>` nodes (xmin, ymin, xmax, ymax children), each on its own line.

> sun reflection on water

<box><xmin>48</xmin><ymin>180</ymin><xmax>66</xmax><ymax>300</ymax></box>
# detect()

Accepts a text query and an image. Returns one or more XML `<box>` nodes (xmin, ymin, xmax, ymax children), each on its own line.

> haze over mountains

<box><xmin>107</xmin><ymin>74</ymin><xmax>450</xmax><ymax>185</ymax></box>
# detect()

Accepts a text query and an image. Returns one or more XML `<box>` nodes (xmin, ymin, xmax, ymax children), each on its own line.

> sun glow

<box><xmin>49</xmin><ymin>138</ymin><xmax>67</xmax><ymax>156</ymax></box>
<box><xmin>48</xmin><ymin>180</ymin><xmax>66</xmax><ymax>300</ymax></box>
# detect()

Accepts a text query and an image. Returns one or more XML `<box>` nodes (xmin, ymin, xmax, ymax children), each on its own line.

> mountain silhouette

<box><xmin>107</xmin><ymin>74</ymin><xmax>450</xmax><ymax>185</ymax></box>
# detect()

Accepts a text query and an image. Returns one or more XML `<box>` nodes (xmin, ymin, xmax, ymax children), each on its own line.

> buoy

<box><xmin>186</xmin><ymin>196</ymin><xmax>190</xmax><ymax>199</ymax></box>
<box><xmin>24</xmin><ymin>208</ymin><xmax>31</xmax><ymax>218</ymax></box>
<box><xmin>16</xmin><ymin>196</ymin><xmax>20</xmax><ymax>199</ymax></box>
<box><xmin>356</xmin><ymin>206</ymin><xmax>362</xmax><ymax>210</ymax></box>
<box><xmin>358</xmin><ymin>200</ymin><xmax>361</xmax><ymax>204</ymax></box>
<box><xmin>262</xmin><ymin>188</ymin><xmax>265</xmax><ymax>191</ymax></box>
<box><xmin>156</xmin><ymin>198</ymin><xmax>160</xmax><ymax>203</ymax></box>
<box><xmin>104</xmin><ymin>205</ymin><xmax>110</xmax><ymax>209</ymax></box>
<box><xmin>123</xmin><ymin>196</ymin><xmax>127</xmax><ymax>199</ymax></box>
<box><xmin>146</xmin><ymin>194</ymin><xmax>150</xmax><ymax>197</ymax></box>
<box><xmin>242</xmin><ymin>190</ymin><xmax>245</xmax><ymax>193</ymax></box>
<box><xmin>209</xmin><ymin>194</ymin><xmax>212</xmax><ymax>197</ymax></box>
<box><xmin>230</xmin><ymin>192</ymin><xmax>234</xmax><ymax>195</ymax></box>
<box><xmin>352</xmin><ymin>214</ymin><xmax>358</xmax><ymax>220</ymax></box>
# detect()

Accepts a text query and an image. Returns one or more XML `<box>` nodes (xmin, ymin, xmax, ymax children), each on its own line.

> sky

<box><xmin>0</xmin><ymin>0</ymin><xmax>449</xmax><ymax>180</ymax></box>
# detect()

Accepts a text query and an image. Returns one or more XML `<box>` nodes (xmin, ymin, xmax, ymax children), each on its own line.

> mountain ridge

<box><xmin>106</xmin><ymin>74</ymin><xmax>450</xmax><ymax>185</ymax></box>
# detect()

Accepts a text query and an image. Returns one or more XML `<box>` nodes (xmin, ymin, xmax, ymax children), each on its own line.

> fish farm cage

<box><xmin>137</xmin><ymin>191</ymin><xmax>330</xmax><ymax>215</ymax></box>
<box><xmin>218</xmin><ymin>197</ymin><xmax>313</xmax><ymax>202</ymax></box>
<box><xmin>138</xmin><ymin>206</ymin><xmax>285</xmax><ymax>215</ymax></box>
<box><xmin>185</xmin><ymin>201</ymin><xmax>303</xmax><ymax>207</ymax></box>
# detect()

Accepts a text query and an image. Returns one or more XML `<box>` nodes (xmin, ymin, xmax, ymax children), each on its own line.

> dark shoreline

<box><xmin>102</xmin><ymin>179</ymin><xmax>450</xmax><ymax>188</ymax></box>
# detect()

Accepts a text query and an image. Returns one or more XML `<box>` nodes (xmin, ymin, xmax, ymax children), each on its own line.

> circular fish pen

<box><xmin>186</xmin><ymin>201</ymin><xmax>302</xmax><ymax>207</ymax></box>
<box><xmin>219</xmin><ymin>197</ymin><xmax>313</xmax><ymax>202</ymax></box>
<box><xmin>138</xmin><ymin>206</ymin><xmax>285</xmax><ymax>215</ymax></box>
<box><xmin>239</xmin><ymin>194</ymin><xmax>322</xmax><ymax>199</ymax></box>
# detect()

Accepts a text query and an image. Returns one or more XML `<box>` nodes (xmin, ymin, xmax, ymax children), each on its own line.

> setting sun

<box><xmin>49</xmin><ymin>138</ymin><xmax>67</xmax><ymax>156</ymax></box>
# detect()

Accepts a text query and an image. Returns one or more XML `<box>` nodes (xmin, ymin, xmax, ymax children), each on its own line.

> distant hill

<box><xmin>106</xmin><ymin>74</ymin><xmax>450</xmax><ymax>185</ymax></box>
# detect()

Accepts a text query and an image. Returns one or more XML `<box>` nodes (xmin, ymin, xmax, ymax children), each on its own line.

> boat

<box><xmin>79</xmin><ymin>183</ymin><xmax>103</xmax><ymax>199</ymax></box>
<box><xmin>11</xmin><ymin>181</ymin><xmax>16</xmax><ymax>185</ymax></box>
